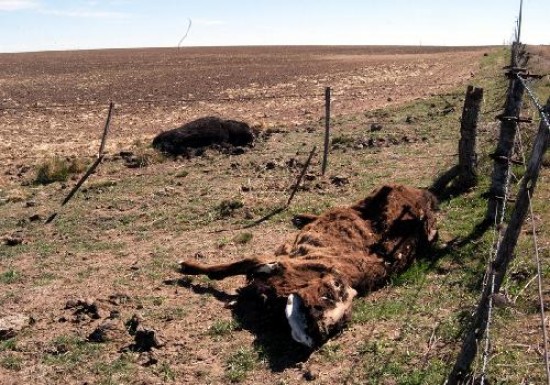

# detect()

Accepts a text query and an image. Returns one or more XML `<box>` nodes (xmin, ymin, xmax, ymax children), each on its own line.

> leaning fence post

<box><xmin>457</xmin><ymin>86</ymin><xmax>484</xmax><ymax>188</ymax></box>
<box><xmin>322</xmin><ymin>87</ymin><xmax>331</xmax><ymax>175</ymax></box>
<box><xmin>45</xmin><ymin>102</ymin><xmax>114</xmax><ymax>224</ymax></box>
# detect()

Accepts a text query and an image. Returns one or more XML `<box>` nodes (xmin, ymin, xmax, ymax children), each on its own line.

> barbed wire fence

<box><xmin>446</xmin><ymin>3</ymin><xmax>550</xmax><ymax>379</ymax></box>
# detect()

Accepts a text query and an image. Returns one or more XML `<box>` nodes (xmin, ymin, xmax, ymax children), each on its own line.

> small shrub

<box><xmin>34</xmin><ymin>156</ymin><xmax>88</xmax><ymax>185</ymax></box>
<box><xmin>233</xmin><ymin>232</ymin><xmax>253</xmax><ymax>245</ymax></box>
<box><xmin>0</xmin><ymin>354</ymin><xmax>22</xmax><ymax>371</ymax></box>
<box><xmin>0</xmin><ymin>338</ymin><xmax>17</xmax><ymax>352</ymax></box>
<box><xmin>217</xmin><ymin>199</ymin><xmax>244</xmax><ymax>218</ymax></box>
<box><xmin>0</xmin><ymin>270</ymin><xmax>22</xmax><ymax>284</ymax></box>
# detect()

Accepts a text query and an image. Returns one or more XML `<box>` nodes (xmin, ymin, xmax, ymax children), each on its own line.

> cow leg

<box><xmin>179</xmin><ymin>257</ymin><xmax>275</xmax><ymax>280</ymax></box>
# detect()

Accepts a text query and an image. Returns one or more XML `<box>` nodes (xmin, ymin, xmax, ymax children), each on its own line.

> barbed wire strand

<box><xmin>514</xmin><ymin>86</ymin><xmax>550</xmax><ymax>385</ymax></box>
<box><xmin>479</xmin><ymin>100</ymin><xmax>522</xmax><ymax>383</ymax></box>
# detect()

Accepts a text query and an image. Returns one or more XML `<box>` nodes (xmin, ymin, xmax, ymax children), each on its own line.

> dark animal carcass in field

<box><xmin>179</xmin><ymin>184</ymin><xmax>438</xmax><ymax>348</ymax></box>
<box><xmin>152</xmin><ymin>116</ymin><xmax>255</xmax><ymax>156</ymax></box>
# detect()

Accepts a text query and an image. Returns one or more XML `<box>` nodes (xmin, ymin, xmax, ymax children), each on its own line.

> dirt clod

<box><xmin>65</xmin><ymin>298</ymin><xmax>105</xmax><ymax>321</ymax></box>
<box><xmin>330</xmin><ymin>175</ymin><xmax>350</xmax><ymax>187</ymax></box>
<box><xmin>88</xmin><ymin>319</ymin><xmax>127</xmax><ymax>343</ymax></box>
<box><xmin>29</xmin><ymin>214</ymin><xmax>42</xmax><ymax>222</ymax></box>
<box><xmin>303</xmin><ymin>368</ymin><xmax>318</xmax><ymax>381</ymax></box>
<box><xmin>108</xmin><ymin>293</ymin><xmax>130</xmax><ymax>306</ymax></box>
<box><xmin>3</xmin><ymin>234</ymin><xmax>23</xmax><ymax>246</ymax></box>
<box><xmin>133</xmin><ymin>327</ymin><xmax>164</xmax><ymax>351</ymax></box>
<box><xmin>0</xmin><ymin>314</ymin><xmax>32</xmax><ymax>340</ymax></box>
<box><xmin>125</xmin><ymin>314</ymin><xmax>143</xmax><ymax>335</ymax></box>
<box><xmin>370</xmin><ymin>123</ymin><xmax>383</xmax><ymax>132</ymax></box>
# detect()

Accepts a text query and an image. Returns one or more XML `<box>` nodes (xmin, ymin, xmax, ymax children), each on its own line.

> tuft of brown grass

<box><xmin>34</xmin><ymin>156</ymin><xmax>89</xmax><ymax>185</ymax></box>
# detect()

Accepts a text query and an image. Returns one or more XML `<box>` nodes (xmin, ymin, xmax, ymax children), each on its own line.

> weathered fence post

<box><xmin>485</xmin><ymin>38</ymin><xmax>530</xmax><ymax>224</ymax></box>
<box><xmin>45</xmin><ymin>102</ymin><xmax>115</xmax><ymax>224</ymax></box>
<box><xmin>457</xmin><ymin>86</ymin><xmax>484</xmax><ymax>189</ymax></box>
<box><xmin>485</xmin><ymin>69</ymin><xmax>526</xmax><ymax>224</ymax></box>
<box><xmin>428</xmin><ymin>85</ymin><xmax>483</xmax><ymax>195</ymax></box>
<box><xmin>447</xmin><ymin>96</ymin><xmax>550</xmax><ymax>384</ymax></box>
<box><xmin>322</xmin><ymin>87</ymin><xmax>331</xmax><ymax>175</ymax></box>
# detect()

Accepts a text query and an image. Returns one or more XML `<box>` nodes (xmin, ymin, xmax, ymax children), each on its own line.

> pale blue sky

<box><xmin>0</xmin><ymin>0</ymin><xmax>548</xmax><ymax>52</ymax></box>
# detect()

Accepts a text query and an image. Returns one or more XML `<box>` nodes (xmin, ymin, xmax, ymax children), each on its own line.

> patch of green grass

<box><xmin>0</xmin><ymin>244</ymin><xmax>32</xmax><ymax>260</ymax></box>
<box><xmin>94</xmin><ymin>354</ymin><xmax>134</xmax><ymax>385</ymax></box>
<box><xmin>209</xmin><ymin>319</ymin><xmax>238</xmax><ymax>338</ymax></box>
<box><xmin>0</xmin><ymin>354</ymin><xmax>23</xmax><ymax>371</ymax></box>
<box><xmin>356</xmin><ymin>338</ymin><xmax>448</xmax><ymax>385</ymax></box>
<box><xmin>225</xmin><ymin>347</ymin><xmax>257</xmax><ymax>383</ymax></box>
<box><xmin>35</xmin><ymin>271</ymin><xmax>58</xmax><ymax>286</ymax></box>
<box><xmin>353</xmin><ymin>297</ymin><xmax>408</xmax><ymax>324</ymax></box>
<box><xmin>43</xmin><ymin>335</ymin><xmax>102</xmax><ymax>369</ymax></box>
<box><xmin>319</xmin><ymin>343</ymin><xmax>343</xmax><ymax>363</ymax></box>
<box><xmin>391</xmin><ymin>260</ymin><xmax>431</xmax><ymax>286</ymax></box>
<box><xmin>0</xmin><ymin>338</ymin><xmax>17</xmax><ymax>352</ymax></box>
<box><xmin>0</xmin><ymin>269</ymin><xmax>22</xmax><ymax>284</ymax></box>
<box><xmin>156</xmin><ymin>362</ymin><xmax>176</xmax><ymax>382</ymax></box>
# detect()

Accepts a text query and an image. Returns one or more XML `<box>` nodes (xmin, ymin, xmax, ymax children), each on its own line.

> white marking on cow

<box><xmin>320</xmin><ymin>286</ymin><xmax>357</xmax><ymax>332</ymax></box>
<box><xmin>285</xmin><ymin>294</ymin><xmax>314</xmax><ymax>348</ymax></box>
<box><xmin>255</xmin><ymin>262</ymin><xmax>279</xmax><ymax>275</ymax></box>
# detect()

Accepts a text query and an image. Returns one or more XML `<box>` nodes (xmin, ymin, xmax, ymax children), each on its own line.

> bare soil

<box><xmin>1</xmin><ymin>45</ymin><xmax>549</xmax><ymax>385</ymax></box>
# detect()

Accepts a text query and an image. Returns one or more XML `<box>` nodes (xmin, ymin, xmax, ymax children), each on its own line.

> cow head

<box><xmin>256</xmin><ymin>269</ymin><xmax>357</xmax><ymax>348</ymax></box>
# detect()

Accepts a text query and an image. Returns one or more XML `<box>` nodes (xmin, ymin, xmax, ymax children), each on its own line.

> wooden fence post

<box><xmin>457</xmin><ymin>86</ymin><xmax>484</xmax><ymax>189</ymax></box>
<box><xmin>45</xmin><ymin>102</ymin><xmax>114</xmax><ymax>224</ymax></box>
<box><xmin>485</xmin><ymin>70</ymin><xmax>526</xmax><ymax>224</ymax></box>
<box><xmin>322</xmin><ymin>87</ymin><xmax>331</xmax><ymax>175</ymax></box>
<box><xmin>447</xmin><ymin>97</ymin><xmax>550</xmax><ymax>384</ymax></box>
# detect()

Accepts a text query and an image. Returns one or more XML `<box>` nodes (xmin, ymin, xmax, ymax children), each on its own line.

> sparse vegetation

<box><xmin>34</xmin><ymin>156</ymin><xmax>89</xmax><ymax>185</ymax></box>
<box><xmin>0</xmin><ymin>269</ymin><xmax>22</xmax><ymax>284</ymax></box>
<box><xmin>232</xmin><ymin>232</ymin><xmax>253</xmax><ymax>245</ymax></box>
<box><xmin>225</xmin><ymin>347</ymin><xmax>258</xmax><ymax>383</ymax></box>
<box><xmin>217</xmin><ymin>199</ymin><xmax>244</xmax><ymax>218</ymax></box>
<box><xmin>209</xmin><ymin>319</ymin><xmax>238</xmax><ymax>338</ymax></box>
<box><xmin>0</xmin><ymin>354</ymin><xmax>23</xmax><ymax>371</ymax></box>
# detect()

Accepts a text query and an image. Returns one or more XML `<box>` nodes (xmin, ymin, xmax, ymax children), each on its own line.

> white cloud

<box><xmin>0</xmin><ymin>0</ymin><xmax>38</xmax><ymax>11</ymax></box>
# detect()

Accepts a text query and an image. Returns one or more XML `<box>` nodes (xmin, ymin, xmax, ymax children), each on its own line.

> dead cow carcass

<box><xmin>179</xmin><ymin>184</ymin><xmax>438</xmax><ymax>347</ymax></box>
<box><xmin>152</xmin><ymin>116</ymin><xmax>255</xmax><ymax>156</ymax></box>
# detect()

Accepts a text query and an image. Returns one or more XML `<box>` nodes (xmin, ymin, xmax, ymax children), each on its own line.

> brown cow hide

<box><xmin>179</xmin><ymin>184</ymin><xmax>438</xmax><ymax>347</ymax></box>
<box><xmin>152</xmin><ymin>116</ymin><xmax>255</xmax><ymax>156</ymax></box>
